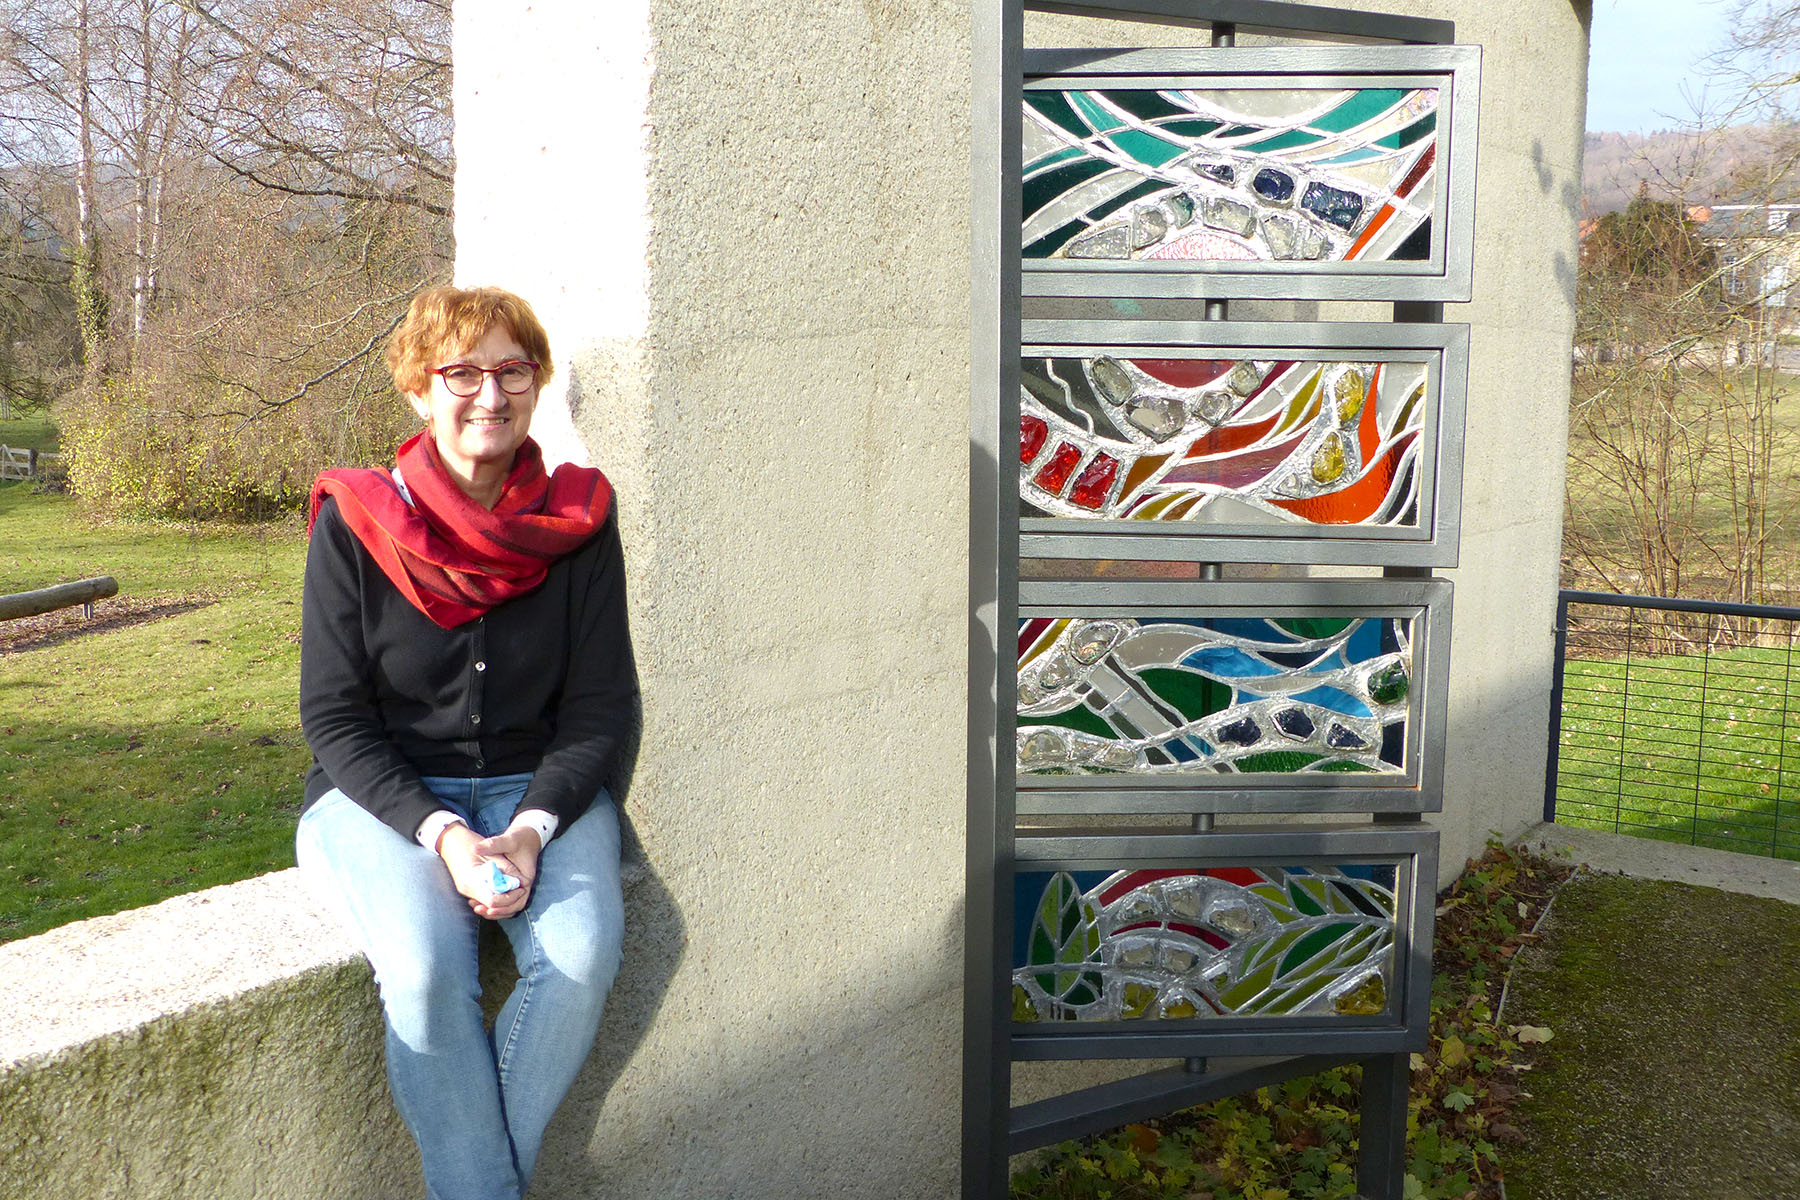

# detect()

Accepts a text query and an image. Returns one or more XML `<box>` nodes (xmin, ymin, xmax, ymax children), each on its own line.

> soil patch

<box><xmin>0</xmin><ymin>596</ymin><xmax>216</xmax><ymax>654</ymax></box>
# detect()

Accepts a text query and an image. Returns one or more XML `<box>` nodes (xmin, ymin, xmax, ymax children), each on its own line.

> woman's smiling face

<box><xmin>407</xmin><ymin>322</ymin><xmax>538</xmax><ymax>489</ymax></box>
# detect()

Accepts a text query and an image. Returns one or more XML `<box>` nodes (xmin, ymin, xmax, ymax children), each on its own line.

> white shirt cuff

<box><xmin>509</xmin><ymin>808</ymin><xmax>559</xmax><ymax>847</ymax></box>
<box><xmin>417</xmin><ymin>810</ymin><xmax>467</xmax><ymax>852</ymax></box>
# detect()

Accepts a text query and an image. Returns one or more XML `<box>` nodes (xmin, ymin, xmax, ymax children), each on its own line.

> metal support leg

<box><xmin>1356</xmin><ymin>1052</ymin><xmax>1411</xmax><ymax>1200</ymax></box>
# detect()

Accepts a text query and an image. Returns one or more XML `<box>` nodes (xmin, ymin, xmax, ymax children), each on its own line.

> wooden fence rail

<box><xmin>1</xmin><ymin>445</ymin><xmax>63</xmax><ymax>482</ymax></box>
<box><xmin>0</xmin><ymin>577</ymin><xmax>119</xmax><ymax>622</ymax></box>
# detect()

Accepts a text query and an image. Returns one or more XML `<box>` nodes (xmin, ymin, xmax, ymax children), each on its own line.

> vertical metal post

<box><xmin>1543</xmin><ymin>592</ymin><xmax>1572</xmax><ymax>823</ymax></box>
<box><xmin>1356</xmin><ymin>1052</ymin><xmax>1410</xmax><ymax>1200</ymax></box>
<box><xmin>967</xmin><ymin>1</ymin><xmax>1022</xmax><ymax>1195</ymax></box>
<box><xmin>1615</xmin><ymin>612</ymin><xmax>1632</xmax><ymax>834</ymax></box>
<box><xmin>1693</xmin><ymin>628</ymin><xmax>1712</xmax><ymax>846</ymax></box>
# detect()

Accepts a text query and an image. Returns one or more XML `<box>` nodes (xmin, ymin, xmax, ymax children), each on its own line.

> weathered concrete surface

<box><xmin>0</xmin><ymin>871</ymin><xmax>415</xmax><ymax>1200</ymax></box>
<box><xmin>1520</xmin><ymin>820</ymin><xmax>1800</xmax><ymax>906</ymax></box>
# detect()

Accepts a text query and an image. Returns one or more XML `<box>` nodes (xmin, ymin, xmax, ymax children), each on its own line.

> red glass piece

<box><xmin>1020</xmin><ymin>414</ymin><xmax>1049</xmax><ymax>464</ymax></box>
<box><xmin>1069</xmin><ymin>453</ymin><xmax>1119</xmax><ymax>509</ymax></box>
<box><xmin>1033</xmin><ymin>443</ymin><xmax>1083</xmax><ymax>494</ymax></box>
<box><xmin>1127</xmin><ymin>358</ymin><xmax>1233</xmax><ymax>388</ymax></box>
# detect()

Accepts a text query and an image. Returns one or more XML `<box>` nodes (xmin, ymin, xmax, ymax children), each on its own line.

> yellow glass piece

<box><xmin>1276</xmin><ymin>370</ymin><xmax>1323</xmax><ymax>436</ymax></box>
<box><xmin>1334</xmin><ymin>973</ymin><xmax>1387</xmax><ymax>1016</ymax></box>
<box><xmin>1311</xmin><ymin>432</ymin><xmax>1347</xmax><ymax>483</ymax></box>
<box><xmin>1334</xmin><ymin>369</ymin><xmax>1366</xmax><ymax>424</ymax></box>
<box><xmin>1123</xmin><ymin>983</ymin><xmax>1155</xmax><ymax>1018</ymax></box>
<box><xmin>1012</xmin><ymin>984</ymin><xmax>1040</xmax><ymax>1022</ymax></box>
<box><xmin>1161</xmin><ymin>997</ymin><xmax>1199</xmax><ymax>1019</ymax></box>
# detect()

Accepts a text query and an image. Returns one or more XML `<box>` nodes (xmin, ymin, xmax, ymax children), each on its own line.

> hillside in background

<box><xmin>1583</xmin><ymin>126</ymin><xmax>1791</xmax><ymax>214</ymax></box>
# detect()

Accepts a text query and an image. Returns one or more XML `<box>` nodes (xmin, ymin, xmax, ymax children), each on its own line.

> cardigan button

<box><xmin>475</xmin><ymin>661</ymin><xmax>487</xmax><ymax>672</ymax></box>
<box><xmin>471</xmin><ymin>714</ymin><xmax>482</xmax><ymax>726</ymax></box>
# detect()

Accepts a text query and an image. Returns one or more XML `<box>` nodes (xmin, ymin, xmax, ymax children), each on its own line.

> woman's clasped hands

<box><xmin>436</xmin><ymin>822</ymin><xmax>542</xmax><ymax>919</ymax></box>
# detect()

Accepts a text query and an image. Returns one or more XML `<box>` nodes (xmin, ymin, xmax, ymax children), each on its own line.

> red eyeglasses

<box><xmin>429</xmin><ymin>360</ymin><xmax>540</xmax><ymax>397</ymax></box>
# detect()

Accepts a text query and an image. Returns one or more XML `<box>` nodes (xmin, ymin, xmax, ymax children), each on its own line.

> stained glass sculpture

<box><xmin>1020</xmin><ymin>355</ymin><xmax>1427</xmax><ymax>525</ymax></box>
<box><xmin>1023</xmin><ymin>87</ymin><xmax>1437</xmax><ymax>264</ymax></box>
<box><xmin>1017</xmin><ymin>615</ymin><xmax>1411</xmax><ymax>775</ymax></box>
<box><xmin>1012</xmin><ymin>865</ymin><xmax>1397</xmax><ymax>1021</ymax></box>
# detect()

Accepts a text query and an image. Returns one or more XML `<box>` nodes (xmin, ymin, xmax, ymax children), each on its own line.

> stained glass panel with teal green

<box><xmin>1022</xmin><ymin>86</ymin><xmax>1438</xmax><ymax>263</ymax></box>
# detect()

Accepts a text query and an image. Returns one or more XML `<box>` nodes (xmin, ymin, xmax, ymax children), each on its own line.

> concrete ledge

<box><xmin>1520</xmin><ymin>821</ymin><xmax>1800</xmax><ymax>907</ymax></box>
<box><xmin>0</xmin><ymin>870</ymin><xmax>418</xmax><ymax>1199</ymax></box>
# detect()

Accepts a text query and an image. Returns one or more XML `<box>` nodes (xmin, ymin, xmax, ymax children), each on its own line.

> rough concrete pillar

<box><xmin>455</xmin><ymin>0</ymin><xmax>971</xmax><ymax>1195</ymax></box>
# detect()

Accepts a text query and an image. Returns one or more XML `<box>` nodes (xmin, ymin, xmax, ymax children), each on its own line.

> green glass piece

<box><xmin>1272</xmin><ymin>616</ymin><xmax>1353</xmax><ymax>639</ymax></box>
<box><xmin>1013</xmin><ymin>985</ymin><xmax>1040</xmax><ymax>1022</ymax></box>
<box><xmin>1108</xmin><ymin>128</ymin><xmax>1188</xmax><ymax>168</ymax></box>
<box><xmin>1288</xmin><ymin>880</ymin><xmax>1325</xmax><ymax>917</ymax></box>
<box><xmin>1026</xmin><ymin>92</ymin><xmax>1099</xmax><ymax>138</ymax></box>
<box><xmin>1335</xmin><ymin>973</ymin><xmax>1387</xmax><ymax>1016</ymax></box>
<box><xmin>1332</xmin><ymin>879</ymin><xmax>1385</xmax><ymax>917</ymax></box>
<box><xmin>1103</xmin><ymin>90</ymin><xmax>1191</xmax><ymax>122</ymax></box>
<box><xmin>1137</xmin><ymin>667</ymin><xmax>1232</xmax><ymax>722</ymax></box>
<box><xmin>1218</xmin><ymin>123</ymin><xmax>1262</xmax><ymax>138</ymax></box>
<box><xmin>1065</xmin><ymin>974</ymin><xmax>1102</xmax><ymax>1006</ymax></box>
<box><xmin>1308</xmin><ymin>89</ymin><xmax>1410</xmax><ymax>133</ymax></box>
<box><xmin>1240</xmin><ymin>128</ymin><xmax>1324</xmax><ymax>153</ymax></box>
<box><xmin>1280</xmin><ymin>923</ymin><xmax>1356</xmax><ymax>975</ymax></box>
<box><xmin>1021</xmin><ymin>158</ymin><xmax>1114</xmax><ymax>223</ymax></box>
<box><xmin>1377</xmin><ymin>112</ymin><xmax>1437</xmax><ymax>150</ymax></box>
<box><xmin>1026</xmin><ymin>704</ymin><xmax>1116</xmax><ymax>742</ymax></box>
<box><xmin>1122</xmin><ymin>982</ymin><xmax>1156</xmax><ymax>1018</ymax></box>
<box><xmin>1268</xmin><ymin>969</ymin><xmax>1337</xmax><ymax>1014</ymax></box>
<box><xmin>1250</xmin><ymin>883</ymin><xmax>1292</xmax><ymax>915</ymax></box>
<box><xmin>1318</xmin><ymin>761</ymin><xmax>1376</xmax><ymax>773</ymax></box>
<box><xmin>1370</xmin><ymin>662</ymin><xmax>1410</xmax><ymax>705</ymax></box>
<box><xmin>1160</xmin><ymin>118</ymin><xmax>1223</xmax><ymax>138</ymax></box>
<box><xmin>1221</xmin><ymin>959</ymin><xmax>1279</xmax><ymax>1009</ymax></box>
<box><xmin>1232</xmin><ymin>751</ymin><xmax>1323</xmax><ymax>773</ymax></box>
<box><xmin>1066</xmin><ymin>90</ymin><xmax>1128</xmax><ymax>134</ymax></box>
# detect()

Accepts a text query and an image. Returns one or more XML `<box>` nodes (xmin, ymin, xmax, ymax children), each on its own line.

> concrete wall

<box><xmin>2</xmin><ymin>3</ymin><xmax>1588</xmax><ymax>1198</ymax></box>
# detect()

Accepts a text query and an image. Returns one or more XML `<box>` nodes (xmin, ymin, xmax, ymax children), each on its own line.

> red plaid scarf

<box><xmin>309</xmin><ymin>432</ymin><xmax>613</xmax><ymax>628</ymax></box>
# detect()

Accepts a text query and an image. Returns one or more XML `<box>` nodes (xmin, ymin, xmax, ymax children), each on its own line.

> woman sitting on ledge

<box><xmin>296</xmin><ymin>285</ymin><xmax>635</xmax><ymax>1200</ymax></box>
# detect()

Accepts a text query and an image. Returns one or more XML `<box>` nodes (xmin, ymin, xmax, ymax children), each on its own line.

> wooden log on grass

<box><xmin>0</xmin><ymin>576</ymin><xmax>119</xmax><ymax>621</ymax></box>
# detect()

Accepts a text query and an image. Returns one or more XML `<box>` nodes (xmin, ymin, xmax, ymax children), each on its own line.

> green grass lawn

<box><xmin>1554</xmin><ymin>640</ymin><xmax>1800</xmax><ymax>860</ymax></box>
<box><xmin>0</xmin><ymin>413</ymin><xmax>59</xmax><ymax>454</ymax></box>
<box><xmin>0</xmin><ymin>482</ymin><xmax>309</xmax><ymax>941</ymax></box>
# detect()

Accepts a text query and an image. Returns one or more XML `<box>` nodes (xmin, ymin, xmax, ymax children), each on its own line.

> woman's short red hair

<box><xmin>386</xmin><ymin>286</ymin><xmax>555</xmax><ymax>396</ymax></box>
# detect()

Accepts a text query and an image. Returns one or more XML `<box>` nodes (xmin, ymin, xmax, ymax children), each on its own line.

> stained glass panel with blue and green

<box><xmin>1022</xmin><ymin>86</ymin><xmax>1438</xmax><ymax>263</ymax></box>
<box><xmin>1017</xmin><ymin>615</ymin><xmax>1412</xmax><ymax>775</ymax></box>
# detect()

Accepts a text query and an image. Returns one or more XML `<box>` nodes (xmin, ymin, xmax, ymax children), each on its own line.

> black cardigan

<box><xmin>299</xmin><ymin>496</ymin><xmax>637</xmax><ymax>842</ymax></box>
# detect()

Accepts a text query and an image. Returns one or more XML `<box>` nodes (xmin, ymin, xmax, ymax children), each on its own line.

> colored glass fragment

<box><xmin>1034</xmin><ymin>443</ymin><xmax>1083</xmax><ymax>493</ymax></box>
<box><xmin>1199</xmin><ymin>162</ymin><xmax>1235</xmax><ymax>184</ymax></box>
<box><xmin>1215</xmin><ymin>716</ymin><xmax>1262</xmax><ymax>746</ymax></box>
<box><xmin>1070</xmin><ymin>454</ymin><xmax>1120</xmax><ymax>509</ymax></box>
<box><xmin>1333</xmin><ymin>370</ymin><xmax>1366</xmax><ymax>423</ymax></box>
<box><xmin>1089</xmin><ymin>357</ymin><xmax>1134</xmax><ymax>403</ymax></box>
<box><xmin>1326</xmin><ymin>723</ymin><xmax>1370</xmax><ymax>751</ymax></box>
<box><xmin>1252</xmin><ymin>167</ymin><xmax>1296</xmax><ymax>202</ymax></box>
<box><xmin>1205</xmin><ymin>196</ymin><xmax>1257</xmax><ymax>236</ymax></box>
<box><xmin>1300</xmin><ymin>181</ymin><xmax>1366</xmax><ymax>231</ymax></box>
<box><xmin>1369</xmin><ymin>662</ymin><xmax>1409</xmax><ymax>705</ymax></box>
<box><xmin>1310</xmin><ymin>432</ymin><xmax>1347</xmax><ymax>483</ymax></box>
<box><xmin>1020</xmin><ymin>414</ymin><xmax>1048</xmax><ymax>464</ymax></box>
<box><xmin>1274</xmin><ymin>708</ymin><xmax>1316</xmax><ymax>740</ymax></box>
<box><xmin>1126</xmin><ymin>394</ymin><xmax>1186</xmax><ymax>439</ymax></box>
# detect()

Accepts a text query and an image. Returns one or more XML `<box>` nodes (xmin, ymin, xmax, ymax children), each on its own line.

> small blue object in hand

<box><xmin>488</xmin><ymin>862</ymin><xmax>522</xmax><ymax>895</ymax></box>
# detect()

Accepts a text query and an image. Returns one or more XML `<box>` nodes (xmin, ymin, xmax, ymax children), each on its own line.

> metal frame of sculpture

<box><xmin>968</xmin><ymin>4</ymin><xmax>1477</xmax><ymax>1198</ymax></box>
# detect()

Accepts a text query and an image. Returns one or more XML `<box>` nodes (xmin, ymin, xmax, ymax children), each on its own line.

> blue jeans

<box><xmin>296</xmin><ymin>775</ymin><xmax>624</xmax><ymax>1200</ymax></box>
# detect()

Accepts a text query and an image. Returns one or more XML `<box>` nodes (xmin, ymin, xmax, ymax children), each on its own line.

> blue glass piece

<box><xmin>1199</xmin><ymin>162</ymin><xmax>1235</xmax><ymax>184</ymax></box>
<box><xmin>1215</xmin><ymin>716</ymin><xmax>1262</xmax><ymax>747</ymax></box>
<box><xmin>1326</xmin><ymin>723</ymin><xmax>1370</xmax><ymax>751</ymax></box>
<box><xmin>1252</xmin><ymin>168</ymin><xmax>1295</xmax><ymax>202</ymax></box>
<box><xmin>1291</xmin><ymin>686</ymin><xmax>1373</xmax><ymax>718</ymax></box>
<box><xmin>1300</xmin><ymin>182</ymin><xmax>1365</xmax><ymax>231</ymax></box>
<box><xmin>1181</xmin><ymin>646</ymin><xmax>1283</xmax><ymax>678</ymax></box>
<box><xmin>1273</xmin><ymin>708</ymin><xmax>1316</xmax><ymax>739</ymax></box>
<box><xmin>1164</xmin><ymin>738</ymin><xmax>1201</xmax><ymax>763</ymax></box>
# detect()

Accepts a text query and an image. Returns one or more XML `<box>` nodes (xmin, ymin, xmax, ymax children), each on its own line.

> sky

<box><xmin>1586</xmin><ymin>0</ymin><xmax>1736</xmax><ymax>133</ymax></box>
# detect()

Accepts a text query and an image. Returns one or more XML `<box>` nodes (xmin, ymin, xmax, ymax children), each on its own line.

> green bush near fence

<box><xmin>0</xmin><ymin>482</ymin><xmax>309</xmax><ymax>942</ymax></box>
<box><xmin>1555</xmin><ymin>645</ymin><xmax>1800</xmax><ymax>860</ymax></box>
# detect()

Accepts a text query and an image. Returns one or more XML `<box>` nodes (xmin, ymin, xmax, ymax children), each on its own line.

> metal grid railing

<box><xmin>1546</xmin><ymin>589</ymin><xmax>1800</xmax><ymax>860</ymax></box>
